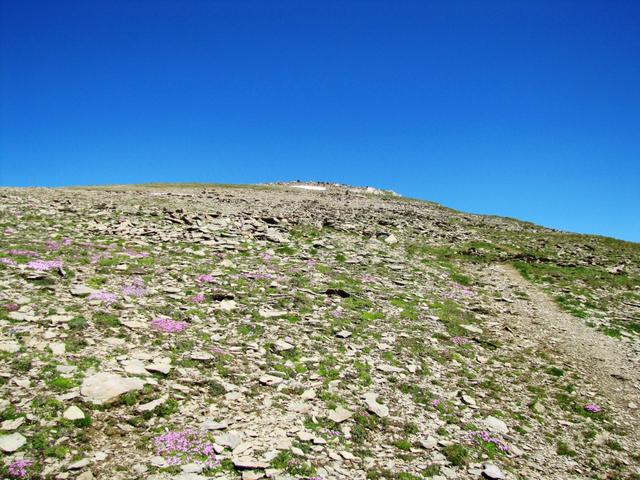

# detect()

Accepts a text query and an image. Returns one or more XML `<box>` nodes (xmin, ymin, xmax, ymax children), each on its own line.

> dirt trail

<box><xmin>481</xmin><ymin>263</ymin><xmax>640</xmax><ymax>436</ymax></box>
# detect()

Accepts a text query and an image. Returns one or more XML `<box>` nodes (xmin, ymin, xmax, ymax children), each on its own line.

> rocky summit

<box><xmin>0</xmin><ymin>182</ymin><xmax>638</xmax><ymax>480</ymax></box>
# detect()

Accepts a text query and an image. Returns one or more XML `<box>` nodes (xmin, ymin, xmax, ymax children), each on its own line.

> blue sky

<box><xmin>1</xmin><ymin>1</ymin><xmax>639</xmax><ymax>242</ymax></box>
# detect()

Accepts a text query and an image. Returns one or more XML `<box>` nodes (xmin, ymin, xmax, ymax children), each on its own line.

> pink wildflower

<box><xmin>260</xmin><ymin>253</ymin><xmax>272</xmax><ymax>261</ymax></box>
<box><xmin>7</xmin><ymin>459</ymin><xmax>33</xmax><ymax>478</ymax></box>
<box><xmin>0</xmin><ymin>258</ymin><xmax>18</xmax><ymax>266</ymax></box>
<box><xmin>151</xmin><ymin>318</ymin><xmax>188</xmax><ymax>333</ymax></box>
<box><xmin>90</xmin><ymin>252</ymin><xmax>111</xmax><ymax>264</ymax></box>
<box><xmin>197</xmin><ymin>274</ymin><xmax>215</xmax><ymax>283</ymax></box>
<box><xmin>451</xmin><ymin>336</ymin><xmax>470</xmax><ymax>346</ymax></box>
<box><xmin>62</xmin><ymin>237</ymin><xmax>72</xmax><ymax>246</ymax></box>
<box><xmin>152</xmin><ymin>430</ymin><xmax>218</xmax><ymax>469</ymax></box>
<box><xmin>4</xmin><ymin>227</ymin><xmax>14</xmax><ymax>235</ymax></box>
<box><xmin>45</xmin><ymin>240</ymin><xmax>60</xmax><ymax>250</ymax></box>
<box><xmin>585</xmin><ymin>403</ymin><xmax>602</xmax><ymax>413</ymax></box>
<box><xmin>190</xmin><ymin>293</ymin><xmax>205</xmax><ymax>303</ymax></box>
<box><xmin>88</xmin><ymin>291</ymin><xmax>117</xmax><ymax>305</ymax></box>
<box><xmin>239</xmin><ymin>272</ymin><xmax>275</xmax><ymax>280</ymax></box>
<box><xmin>8</xmin><ymin>249</ymin><xmax>39</xmax><ymax>257</ymax></box>
<box><xmin>3</xmin><ymin>303</ymin><xmax>19</xmax><ymax>312</ymax></box>
<box><xmin>27</xmin><ymin>259</ymin><xmax>63</xmax><ymax>271</ymax></box>
<box><xmin>431</xmin><ymin>398</ymin><xmax>442</xmax><ymax>408</ymax></box>
<box><xmin>122</xmin><ymin>279</ymin><xmax>146</xmax><ymax>298</ymax></box>
<box><xmin>468</xmin><ymin>430</ymin><xmax>509</xmax><ymax>452</ymax></box>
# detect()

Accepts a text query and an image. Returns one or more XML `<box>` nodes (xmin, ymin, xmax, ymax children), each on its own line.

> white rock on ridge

<box><xmin>291</xmin><ymin>185</ymin><xmax>326</xmax><ymax>191</ymax></box>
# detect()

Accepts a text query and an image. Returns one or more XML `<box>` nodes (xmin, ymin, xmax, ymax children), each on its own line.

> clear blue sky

<box><xmin>1</xmin><ymin>1</ymin><xmax>639</xmax><ymax>242</ymax></box>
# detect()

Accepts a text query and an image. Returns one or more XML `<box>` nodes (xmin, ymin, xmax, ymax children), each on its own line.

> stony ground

<box><xmin>0</xmin><ymin>183</ymin><xmax>638</xmax><ymax>480</ymax></box>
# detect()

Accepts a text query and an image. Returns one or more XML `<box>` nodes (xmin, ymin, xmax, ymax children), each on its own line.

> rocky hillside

<box><xmin>0</xmin><ymin>183</ymin><xmax>638</xmax><ymax>480</ymax></box>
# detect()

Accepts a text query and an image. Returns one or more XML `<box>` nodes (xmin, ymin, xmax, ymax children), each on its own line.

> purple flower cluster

<box><xmin>239</xmin><ymin>272</ymin><xmax>275</xmax><ymax>280</ymax></box>
<box><xmin>359</xmin><ymin>273</ymin><xmax>378</xmax><ymax>284</ymax></box>
<box><xmin>7</xmin><ymin>248</ymin><xmax>40</xmax><ymax>257</ymax></box>
<box><xmin>152</xmin><ymin>430</ymin><xmax>218</xmax><ymax>469</ymax></box>
<box><xmin>190</xmin><ymin>293</ymin><xmax>205</xmax><ymax>303</ymax></box>
<box><xmin>45</xmin><ymin>240</ymin><xmax>60</xmax><ymax>251</ymax></box>
<box><xmin>468</xmin><ymin>430</ymin><xmax>509</xmax><ymax>452</ymax></box>
<box><xmin>197</xmin><ymin>274</ymin><xmax>215</xmax><ymax>283</ymax></box>
<box><xmin>442</xmin><ymin>283</ymin><xmax>475</xmax><ymax>299</ymax></box>
<box><xmin>260</xmin><ymin>252</ymin><xmax>273</xmax><ymax>261</ymax></box>
<box><xmin>210</xmin><ymin>346</ymin><xmax>231</xmax><ymax>355</ymax></box>
<box><xmin>7</xmin><ymin>459</ymin><xmax>33</xmax><ymax>478</ymax></box>
<box><xmin>62</xmin><ymin>237</ymin><xmax>72</xmax><ymax>246</ymax></box>
<box><xmin>26</xmin><ymin>259</ymin><xmax>63</xmax><ymax>271</ymax></box>
<box><xmin>122</xmin><ymin>278</ymin><xmax>146</xmax><ymax>298</ymax></box>
<box><xmin>88</xmin><ymin>291</ymin><xmax>117</xmax><ymax>305</ymax></box>
<box><xmin>7</xmin><ymin>249</ymin><xmax>39</xmax><ymax>257</ymax></box>
<box><xmin>0</xmin><ymin>258</ymin><xmax>18</xmax><ymax>266</ymax></box>
<box><xmin>431</xmin><ymin>398</ymin><xmax>442</xmax><ymax>408</ymax></box>
<box><xmin>90</xmin><ymin>252</ymin><xmax>111</xmax><ymax>264</ymax></box>
<box><xmin>151</xmin><ymin>318</ymin><xmax>188</xmax><ymax>333</ymax></box>
<box><xmin>451</xmin><ymin>336</ymin><xmax>470</xmax><ymax>346</ymax></box>
<box><xmin>3</xmin><ymin>303</ymin><xmax>19</xmax><ymax>312</ymax></box>
<box><xmin>584</xmin><ymin>403</ymin><xmax>602</xmax><ymax>413</ymax></box>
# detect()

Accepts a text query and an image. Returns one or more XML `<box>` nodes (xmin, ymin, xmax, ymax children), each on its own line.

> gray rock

<box><xmin>363</xmin><ymin>392</ymin><xmax>389</xmax><ymax>417</ymax></box>
<box><xmin>0</xmin><ymin>341</ymin><xmax>20</xmax><ymax>353</ymax></box>
<box><xmin>232</xmin><ymin>456</ymin><xmax>269</xmax><ymax>469</ymax></box>
<box><xmin>420</xmin><ymin>436</ymin><xmax>437</xmax><ymax>449</ymax></box>
<box><xmin>67</xmin><ymin>458</ymin><xmax>91</xmax><ymax>470</ymax></box>
<box><xmin>80</xmin><ymin>372</ymin><xmax>145</xmax><ymax>404</ymax></box>
<box><xmin>259</xmin><ymin>375</ymin><xmax>283</xmax><ymax>386</ymax></box>
<box><xmin>0</xmin><ymin>432</ymin><xmax>26</xmax><ymax>452</ymax></box>
<box><xmin>274</xmin><ymin>339</ymin><xmax>294</xmax><ymax>351</ymax></box>
<box><xmin>328</xmin><ymin>406</ymin><xmax>353</xmax><ymax>423</ymax></box>
<box><xmin>482</xmin><ymin>463</ymin><xmax>506</xmax><ymax>479</ymax></box>
<box><xmin>63</xmin><ymin>405</ymin><xmax>85</xmax><ymax>420</ymax></box>
<box><xmin>1</xmin><ymin>417</ymin><xmax>25</xmax><ymax>431</ymax></box>
<box><xmin>483</xmin><ymin>416</ymin><xmax>508</xmax><ymax>434</ymax></box>
<box><xmin>70</xmin><ymin>285</ymin><xmax>95</xmax><ymax>297</ymax></box>
<box><xmin>137</xmin><ymin>395</ymin><xmax>168</xmax><ymax>412</ymax></box>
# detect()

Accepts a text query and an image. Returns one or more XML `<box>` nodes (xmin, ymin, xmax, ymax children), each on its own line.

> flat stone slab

<box><xmin>0</xmin><ymin>432</ymin><xmax>26</xmax><ymax>452</ymax></box>
<box><xmin>80</xmin><ymin>372</ymin><xmax>145</xmax><ymax>404</ymax></box>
